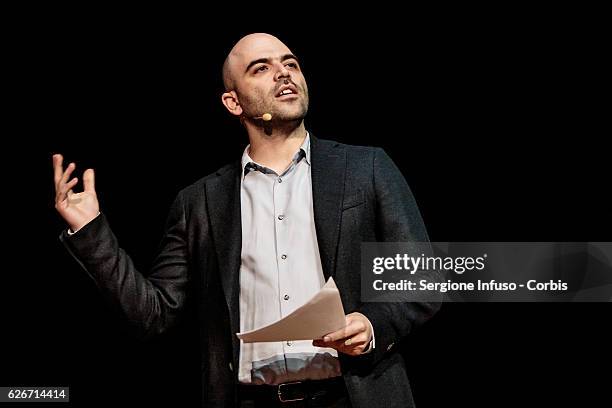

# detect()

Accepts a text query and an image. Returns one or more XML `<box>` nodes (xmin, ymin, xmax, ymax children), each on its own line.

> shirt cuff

<box><xmin>67</xmin><ymin>212</ymin><xmax>101</xmax><ymax>235</ymax></box>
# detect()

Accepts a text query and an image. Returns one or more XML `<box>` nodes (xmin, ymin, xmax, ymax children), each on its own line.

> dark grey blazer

<box><xmin>61</xmin><ymin>135</ymin><xmax>439</xmax><ymax>408</ymax></box>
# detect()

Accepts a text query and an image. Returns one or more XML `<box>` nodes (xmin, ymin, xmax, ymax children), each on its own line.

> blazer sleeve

<box><xmin>357</xmin><ymin>148</ymin><xmax>441</xmax><ymax>364</ymax></box>
<box><xmin>59</xmin><ymin>192</ymin><xmax>189</xmax><ymax>340</ymax></box>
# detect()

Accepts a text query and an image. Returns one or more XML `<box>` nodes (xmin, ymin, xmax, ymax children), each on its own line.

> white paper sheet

<box><xmin>236</xmin><ymin>277</ymin><xmax>346</xmax><ymax>343</ymax></box>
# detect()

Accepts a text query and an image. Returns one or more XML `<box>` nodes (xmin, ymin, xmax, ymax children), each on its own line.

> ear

<box><xmin>221</xmin><ymin>91</ymin><xmax>243</xmax><ymax>117</ymax></box>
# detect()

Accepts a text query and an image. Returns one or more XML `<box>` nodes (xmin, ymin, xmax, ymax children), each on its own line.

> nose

<box><xmin>273</xmin><ymin>63</ymin><xmax>290</xmax><ymax>82</ymax></box>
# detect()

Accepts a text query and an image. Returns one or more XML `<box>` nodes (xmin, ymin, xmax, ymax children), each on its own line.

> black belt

<box><xmin>238</xmin><ymin>376</ymin><xmax>347</xmax><ymax>404</ymax></box>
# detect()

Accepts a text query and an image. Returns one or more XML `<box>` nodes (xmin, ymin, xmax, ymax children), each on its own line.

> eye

<box><xmin>255</xmin><ymin>65</ymin><xmax>268</xmax><ymax>73</ymax></box>
<box><xmin>285</xmin><ymin>62</ymin><xmax>299</xmax><ymax>69</ymax></box>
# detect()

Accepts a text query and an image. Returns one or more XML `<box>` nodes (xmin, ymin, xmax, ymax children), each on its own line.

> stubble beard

<box><xmin>240</xmin><ymin>86</ymin><xmax>309</xmax><ymax>123</ymax></box>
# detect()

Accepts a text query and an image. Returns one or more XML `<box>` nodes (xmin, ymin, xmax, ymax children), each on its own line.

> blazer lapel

<box><xmin>205</xmin><ymin>161</ymin><xmax>242</xmax><ymax>364</ymax></box>
<box><xmin>310</xmin><ymin>135</ymin><xmax>346</xmax><ymax>280</ymax></box>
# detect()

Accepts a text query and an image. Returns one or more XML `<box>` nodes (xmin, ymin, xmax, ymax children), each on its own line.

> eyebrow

<box><xmin>244</xmin><ymin>54</ymin><xmax>300</xmax><ymax>73</ymax></box>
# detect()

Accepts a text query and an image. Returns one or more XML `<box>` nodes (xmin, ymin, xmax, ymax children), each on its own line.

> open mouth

<box><xmin>275</xmin><ymin>85</ymin><xmax>298</xmax><ymax>98</ymax></box>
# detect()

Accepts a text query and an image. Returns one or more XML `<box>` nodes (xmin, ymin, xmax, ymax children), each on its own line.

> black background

<box><xmin>3</xmin><ymin>6</ymin><xmax>610</xmax><ymax>407</ymax></box>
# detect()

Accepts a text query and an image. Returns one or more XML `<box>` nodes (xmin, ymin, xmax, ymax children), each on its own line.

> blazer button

<box><xmin>229</xmin><ymin>362</ymin><xmax>233</xmax><ymax>372</ymax></box>
<box><xmin>386</xmin><ymin>342</ymin><xmax>395</xmax><ymax>352</ymax></box>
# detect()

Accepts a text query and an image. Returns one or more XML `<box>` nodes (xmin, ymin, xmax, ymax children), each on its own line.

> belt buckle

<box><xmin>277</xmin><ymin>381</ymin><xmax>306</xmax><ymax>402</ymax></box>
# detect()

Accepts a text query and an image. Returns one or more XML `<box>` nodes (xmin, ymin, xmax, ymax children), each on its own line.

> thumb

<box><xmin>83</xmin><ymin>169</ymin><xmax>96</xmax><ymax>192</ymax></box>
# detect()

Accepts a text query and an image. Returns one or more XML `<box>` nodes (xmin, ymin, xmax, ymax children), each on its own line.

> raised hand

<box><xmin>53</xmin><ymin>154</ymin><xmax>100</xmax><ymax>233</ymax></box>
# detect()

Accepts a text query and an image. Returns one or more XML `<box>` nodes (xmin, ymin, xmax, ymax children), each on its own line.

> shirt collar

<box><xmin>241</xmin><ymin>132</ymin><xmax>311</xmax><ymax>177</ymax></box>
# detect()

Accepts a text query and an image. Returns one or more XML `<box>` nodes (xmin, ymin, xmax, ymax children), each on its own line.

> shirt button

<box><xmin>286</xmin><ymin>341</ymin><xmax>292</xmax><ymax>346</ymax></box>
<box><xmin>278</xmin><ymin>214</ymin><xmax>285</xmax><ymax>220</ymax></box>
<box><xmin>281</xmin><ymin>254</ymin><xmax>287</xmax><ymax>260</ymax></box>
<box><xmin>283</xmin><ymin>294</ymin><xmax>290</xmax><ymax>301</ymax></box>
<box><xmin>278</xmin><ymin>178</ymin><xmax>283</xmax><ymax>183</ymax></box>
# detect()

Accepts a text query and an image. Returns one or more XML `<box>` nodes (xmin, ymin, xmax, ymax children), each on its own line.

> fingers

<box><xmin>343</xmin><ymin>331</ymin><xmax>370</xmax><ymax>346</ymax></box>
<box><xmin>322</xmin><ymin>318</ymin><xmax>366</xmax><ymax>343</ymax></box>
<box><xmin>83</xmin><ymin>169</ymin><xmax>95</xmax><ymax>192</ymax></box>
<box><xmin>56</xmin><ymin>177</ymin><xmax>79</xmax><ymax>203</ymax></box>
<box><xmin>52</xmin><ymin>154</ymin><xmax>63</xmax><ymax>185</ymax></box>
<box><xmin>313</xmin><ymin>331</ymin><xmax>369</xmax><ymax>348</ymax></box>
<box><xmin>312</xmin><ymin>332</ymin><xmax>370</xmax><ymax>356</ymax></box>
<box><xmin>52</xmin><ymin>154</ymin><xmax>96</xmax><ymax>201</ymax></box>
<box><xmin>52</xmin><ymin>152</ymin><xmax>75</xmax><ymax>191</ymax></box>
<box><xmin>312</xmin><ymin>313</ymin><xmax>373</xmax><ymax>356</ymax></box>
<box><xmin>55</xmin><ymin>160</ymin><xmax>76</xmax><ymax>204</ymax></box>
<box><xmin>60</xmin><ymin>162</ymin><xmax>76</xmax><ymax>187</ymax></box>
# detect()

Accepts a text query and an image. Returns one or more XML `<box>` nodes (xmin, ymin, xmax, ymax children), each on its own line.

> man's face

<box><xmin>229</xmin><ymin>35</ymin><xmax>309</xmax><ymax>122</ymax></box>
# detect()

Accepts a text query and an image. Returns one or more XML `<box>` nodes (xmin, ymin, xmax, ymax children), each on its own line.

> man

<box><xmin>53</xmin><ymin>33</ymin><xmax>438</xmax><ymax>407</ymax></box>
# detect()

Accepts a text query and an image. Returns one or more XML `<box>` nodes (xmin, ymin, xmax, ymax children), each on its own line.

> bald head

<box><xmin>222</xmin><ymin>33</ymin><xmax>293</xmax><ymax>91</ymax></box>
<box><xmin>220</xmin><ymin>33</ymin><xmax>309</xmax><ymax>124</ymax></box>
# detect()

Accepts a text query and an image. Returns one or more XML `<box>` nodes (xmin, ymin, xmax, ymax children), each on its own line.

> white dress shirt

<box><xmin>238</xmin><ymin>133</ymin><xmax>342</xmax><ymax>384</ymax></box>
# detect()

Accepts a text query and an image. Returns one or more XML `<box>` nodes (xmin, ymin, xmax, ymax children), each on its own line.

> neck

<box><xmin>244</xmin><ymin>120</ymin><xmax>307</xmax><ymax>173</ymax></box>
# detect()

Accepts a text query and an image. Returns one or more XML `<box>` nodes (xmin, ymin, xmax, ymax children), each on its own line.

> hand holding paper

<box><xmin>236</xmin><ymin>277</ymin><xmax>346</xmax><ymax>343</ymax></box>
<box><xmin>236</xmin><ymin>277</ymin><xmax>373</xmax><ymax>356</ymax></box>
